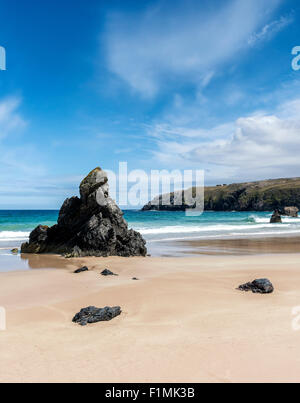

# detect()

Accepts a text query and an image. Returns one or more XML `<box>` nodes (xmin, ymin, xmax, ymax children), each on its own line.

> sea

<box><xmin>1</xmin><ymin>210</ymin><xmax>300</xmax><ymax>271</ymax></box>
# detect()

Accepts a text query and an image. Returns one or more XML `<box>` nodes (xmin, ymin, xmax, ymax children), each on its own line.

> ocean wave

<box><xmin>249</xmin><ymin>214</ymin><xmax>300</xmax><ymax>224</ymax></box>
<box><xmin>0</xmin><ymin>231</ymin><xmax>30</xmax><ymax>241</ymax></box>
<box><xmin>139</xmin><ymin>223</ymin><xmax>289</xmax><ymax>235</ymax></box>
<box><xmin>148</xmin><ymin>229</ymin><xmax>300</xmax><ymax>242</ymax></box>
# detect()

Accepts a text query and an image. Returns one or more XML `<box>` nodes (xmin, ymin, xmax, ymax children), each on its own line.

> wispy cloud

<box><xmin>0</xmin><ymin>97</ymin><xmax>26</xmax><ymax>140</ymax></box>
<box><xmin>105</xmin><ymin>0</ymin><xmax>283</xmax><ymax>98</ymax></box>
<box><xmin>248</xmin><ymin>15</ymin><xmax>294</xmax><ymax>46</ymax></box>
<box><xmin>0</xmin><ymin>97</ymin><xmax>49</xmax><ymax>207</ymax></box>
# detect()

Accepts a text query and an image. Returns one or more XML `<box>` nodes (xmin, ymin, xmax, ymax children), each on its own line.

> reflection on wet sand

<box><xmin>2</xmin><ymin>235</ymin><xmax>300</xmax><ymax>272</ymax></box>
<box><xmin>20</xmin><ymin>253</ymin><xmax>76</xmax><ymax>270</ymax></box>
<box><xmin>179</xmin><ymin>236</ymin><xmax>300</xmax><ymax>255</ymax></box>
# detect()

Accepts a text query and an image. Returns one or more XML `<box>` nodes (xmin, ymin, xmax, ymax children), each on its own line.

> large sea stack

<box><xmin>21</xmin><ymin>168</ymin><xmax>147</xmax><ymax>257</ymax></box>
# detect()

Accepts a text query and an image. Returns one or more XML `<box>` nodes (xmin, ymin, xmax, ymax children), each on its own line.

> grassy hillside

<box><xmin>142</xmin><ymin>177</ymin><xmax>300</xmax><ymax>211</ymax></box>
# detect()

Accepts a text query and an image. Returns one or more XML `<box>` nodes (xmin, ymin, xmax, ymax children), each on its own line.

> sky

<box><xmin>1</xmin><ymin>0</ymin><xmax>300</xmax><ymax>208</ymax></box>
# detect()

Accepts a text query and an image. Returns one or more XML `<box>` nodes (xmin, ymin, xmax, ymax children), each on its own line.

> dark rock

<box><xmin>11</xmin><ymin>248</ymin><xmax>18</xmax><ymax>254</ymax></box>
<box><xmin>72</xmin><ymin>306</ymin><xmax>121</xmax><ymax>326</ymax></box>
<box><xmin>21</xmin><ymin>225</ymin><xmax>49</xmax><ymax>253</ymax></box>
<box><xmin>74</xmin><ymin>266</ymin><xmax>89</xmax><ymax>274</ymax></box>
<box><xmin>270</xmin><ymin>210</ymin><xmax>282</xmax><ymax>224</ymax></box>
<box><xmin>282</xmin><ymin>206</ymin><xmax>299</xmax><ymax>217</ymax></box>
<box><xmin>101</xmin><ymin>269</ymin><xmax>117</xmax><ymax>276</ymax></box>
<box><xmin>21</xmin><ymin>167</ymin><xmax>147</xmax><ymax>257</ymax></box>
<box><xmin>132</xmin><ymin>277</ymin><xmax>139</xmax><ymax>281</ymax></box>
<box><xmin>238</xmin><ymin>279</ymin><xmax>274</xmax><ymax>294</ymax></box>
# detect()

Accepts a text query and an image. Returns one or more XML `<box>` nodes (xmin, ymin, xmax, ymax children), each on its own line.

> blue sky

<box><xmin>1</xmin><ymin>0</ymin><xmax>300</xmax><ymax>208</ymax></box>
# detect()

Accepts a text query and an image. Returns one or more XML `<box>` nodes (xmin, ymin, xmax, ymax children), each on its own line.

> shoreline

<box><xmin>1</xmin><ymin>253</ymin><xmax>300</xmax><ymax>382</ymax></box>
<box><xmin>2</xmin><ymin>233</ymin><xmax>300</xmax><ymax>272</ymax></box>
<box><xmin>178</xmin><ymin>235</ymin><xmax>300</xmax><ymax>255</ymax></box>
<box><xmin>148</xmin><ymin>234</ymin><xmax>300</xmax><ymax>257</ymax></box>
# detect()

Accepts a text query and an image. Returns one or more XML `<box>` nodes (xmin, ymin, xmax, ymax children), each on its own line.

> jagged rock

<box><xmin>270</xmin><ymin>210</ymin><xmax>282</xmax><ymax>223</ymax></box>
<box><xmin>64</xmin><ymin>246</ymin><xmax>82</xmax><ymax>259</ymax></box>
<box><xmin>11</xmin><ymin>248</ymin><xmax>18</xmax><ymax>254</ymax></box>
<box><xmin>101</xmin><ymin>269</ymin><xmax>117</xmax><ymax>276</ymax></box>
<box><xmin>283</xmin><ymin>207</ymin><xmax>299</xmax><ymax>217</ymax></box>
<box><xmin>72</xmin><ymin>306</ymin><xmax>121</xmax><ymax>326</ymax></box>
<box><xmin>21</xmin><ymin>167</ymin><xmax>147</xmax><ymax>257</ymax></box>
<box><xmin>238</xmin><ymin>279</ymin><xmax>274</xmax><ymax>294</ymax></box>
<box><xmin>74</xmin><ymin>266</ymin><xmax>89</xmax><ymax>274</ymax></box>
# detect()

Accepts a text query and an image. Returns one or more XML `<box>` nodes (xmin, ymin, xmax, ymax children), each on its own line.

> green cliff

<box><xmin>142</xmin><ymin>177</ymin><xmax>300</xmax><ymax>212</ymax></box>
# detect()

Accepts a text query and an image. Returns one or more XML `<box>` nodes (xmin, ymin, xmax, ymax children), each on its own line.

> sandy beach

<box><xmin>3</xmin><ymin>0</ymin><xmax>300</xmax><ymax>386</ymax></box>
<box><xmin>1</xmin><ymin>252</ymin><xmax>300</xmax><ymax>383</ymax></box>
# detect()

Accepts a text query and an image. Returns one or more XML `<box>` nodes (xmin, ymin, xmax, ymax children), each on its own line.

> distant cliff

<box><xmin>142</xmin><ymin>178</ymin><xmax>300</xmax><ymax>212</ymax></box>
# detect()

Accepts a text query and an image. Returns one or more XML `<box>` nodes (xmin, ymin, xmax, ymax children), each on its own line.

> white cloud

<box><xmin>0</xmin><ymin>97</ymin><xmax>26</xmax><ymax>139</ymax></box>
<box><xmin>151</xmin><ymin>98</ymin><xmax>300</xmax><ymax>182</ymax></box>
<box><xmin>0</xmin><ymin>97</ymin><xmax>38</xmax><ymax>179</ymax></box>
<box><xmin>105</xmin><ymin>0</ymin><xmax>283</xmax><ymax>97</ymax></box>
<box><xmin>0</xmin><ymin>97</ymin><xmax>50</xmax><ymax>207</ymax></box>
<box><xmin>149</xmin><ymin>121</ymin><xmax>235</xmax><ymax>140</ymax></box>
<box><xmin>0</xmin><ymin>97</ymin><xmax>31</xmax><ymax>172</ymax></box>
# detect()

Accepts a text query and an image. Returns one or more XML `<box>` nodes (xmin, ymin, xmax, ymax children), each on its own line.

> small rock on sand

<box><xmin>72</xmin><ymin>306</ymin><xmax>122</xmax><ymax>326</ymax></box>
<box><xmin>101</xmin><ymin>269</ymin><xmax>118</xmax><ymax>276</ymax></box>
<box><xmin>238</xmin><ymin>278</ymin><xmax>274</xmax><ymax>294</ymax></box>
<box><xmin>74</xmin><ymin>266</ymin><xmax>89</xmax><ymax>274</ymax></box>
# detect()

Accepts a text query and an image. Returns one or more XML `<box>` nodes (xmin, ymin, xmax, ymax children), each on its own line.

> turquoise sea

<box><xmin>1</xmin><ymin>209</ymin><xmax>300</xmax><ymax>270</ymax></box>
<box><xmin>2</xmin><ymin>209</ymin><xmax>300</xmax><ymax>243</ymax></box>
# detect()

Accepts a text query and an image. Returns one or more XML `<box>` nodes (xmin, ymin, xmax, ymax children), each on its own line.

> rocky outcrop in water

<box><xmin>21</xmin><ymin>168</ymin><xmax>147</xmax><ymax>257</ymax></box>
<box><xmin>270</xmin><ymin>210</ymin><xmax>282</xmax><ymax>224</ymax></box>
<box><xmin>238</xmin><ymin>279</ymin><xmax>274</xmax><ymax>294</ymax></box>
<box><xmin>282</xmin><ymin>206</ymin><xmax>299</xmax><ymax>217</ymax></box>
<box><xmin>72</xmin><ymin>306</ymin><xmax>122</xmax><ymax>326</ymax></box>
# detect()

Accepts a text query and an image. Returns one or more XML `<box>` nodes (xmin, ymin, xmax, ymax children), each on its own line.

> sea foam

<box><xmin>0</xmin><ymin>231</ymin><xmax>30</xmax><ymax>241</ymax></box>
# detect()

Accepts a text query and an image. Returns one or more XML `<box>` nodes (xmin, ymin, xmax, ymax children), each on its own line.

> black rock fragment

<box><xmin>72</xmin><ymin>306</ymin><xmax>121</xmax><ymax>326</ymax></box>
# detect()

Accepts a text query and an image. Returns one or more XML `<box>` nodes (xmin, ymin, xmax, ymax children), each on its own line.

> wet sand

<box><xmin>178</xmin><ymin>236</ymin><xmax>300</xmax><ymax>256</ymax></box>
<box><xmin>1</xmin><ymin>253</ymin><xmax>300</xmax><ymax>383</ymax></box>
